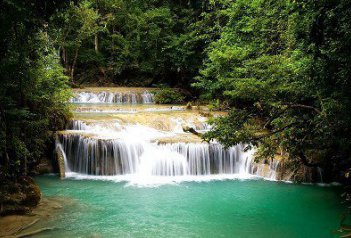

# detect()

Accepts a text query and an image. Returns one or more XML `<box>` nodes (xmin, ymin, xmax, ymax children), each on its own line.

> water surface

<box><xmin>35</xmin><ymin>176</ymin><xmax>342</xmax><ymax>238</ymax></box>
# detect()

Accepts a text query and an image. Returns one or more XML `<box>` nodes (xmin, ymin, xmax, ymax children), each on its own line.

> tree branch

<box><xmin>254</xmin><ymin>122</ymin><xmax>297</xmax><ymax>140</ymax></box>
<box><xmin>283</xmin><ymin>103</ymin><xmax>321</xmax><ymax>114</ymax></box>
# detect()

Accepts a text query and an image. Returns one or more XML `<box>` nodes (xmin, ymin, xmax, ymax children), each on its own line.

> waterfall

<box><xmin>56</xmin><ymin>143</ymin><xmax>71</xmax><ymax>173</ymax></box>
<box><xmin>60</xmin><ymin>134</ymin><xmax>143</xmax><ymax>175</ymax></box>
<box><xmin>70</xmin><ymin>91</ymin><xmax>154</xmax><ymax>104</ymax></box>
<box><xmin>58</xmin><ymin>134</ymin><xmax>278</xmax><ymax>179</ymax></box>
<box><xmin>55</xmin><ymin>137</ymin><xmax>71</xmax><ymax>176</ymax></box>
<box><xmin>171</xmin><ymin>118</ymin><xmax>212</xmax><ymax>133</ymax></box>
<box><xmin>317</xmin><ymin>167</ymin><xmax>323</xmax><ymax>183</ymax></box>
<box><xmin>141</xmin><ymin>91</ymin><xmax>154</xmax><ymax>104</ymax></box>
<box><xmin>60</xmin><ymin>87</ymin><xmax>283</xmax><ymax>184</ymax></box>
<box><xmin>67</xmin><ymin>120</ymin><xmax>90</xmax><ymax>130</ymax></box>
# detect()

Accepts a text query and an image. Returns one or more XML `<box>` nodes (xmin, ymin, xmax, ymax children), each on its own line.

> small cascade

<box><xmin>70</xmin><ymin>91</ymin><xmax>154</xmax><ymax>104</ymax></box>
<box><xmin>141</xmin><ymin>91</ymin><xmax>154</xmax><ymax>104</ymax></box>
<box><xmin>317</xmin><ymin>167</ymin><xmax>323</xmax><ymax>183</ymax></box>
<box><xmin>268</xmin><ymin>160</ymin><xmax>280</xmax><ymax>180</ymax></box>
<box><xmin>67</xmin><ymin>120</ymin><xmax>90</xmax><ymax>130</ymax></box>
<box><xmin>55</xmin><ymin>136</ymin><xmax>71</xmax><ymax>178</ymax></box>
<box><xmin>56</xmin><ymin>142</ymin><xmax>71</xmax><ymax>173</ymax></box>
<box><xmin>172</xmin><ymin>118</ymin><xmax>212</xmax><ymax>133</ymax></box>
<box><xmin>197</xmin><ymin>122</ymin><xmax>211</xmax><ymax>131</ymax></box>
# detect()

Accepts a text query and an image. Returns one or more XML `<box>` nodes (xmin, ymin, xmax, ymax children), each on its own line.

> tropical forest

<box><xmin>1</xmin><ymin>0</ymin><xmax>351</xmax><ymax>237</ymax></box>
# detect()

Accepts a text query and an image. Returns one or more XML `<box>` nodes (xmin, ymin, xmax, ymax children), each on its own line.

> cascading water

<box><xmin>58</xmin><ymin>134</ymin><xmax>261</xmax><ymax>177</ymax></box>
<box><xmin>70</xmin><ymin>90</ymin><xmax>154</xmax><ymax>104</ymax></box>
<box><xmin>67</xmin><ymin>120</ymin><xmax>90</xmax><ymax>130</ymax></box>
<box><xmin>59</xmin><ymin>87</ymin><xmax>280</xmax><ymax>185</ymax></box>
<box><xmin>141</xmin><ymin>91</ymin><xmax>154</xmax><ymax>104</ymax></box>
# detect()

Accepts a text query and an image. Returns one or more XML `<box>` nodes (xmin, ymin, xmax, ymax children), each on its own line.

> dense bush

<box><xmin>153</xmin><ymin>88</ymin><xmax>185</xmax><ymax>104</ymax></box>
<box><xmin>0</xmin><ymin>1</ymin><xmax>71</xmax><ymax>180</ymax></box>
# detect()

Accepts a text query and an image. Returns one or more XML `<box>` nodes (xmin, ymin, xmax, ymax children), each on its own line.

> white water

<box><xmin>67</xmin><ymin>120</ymin><xmax>90</xmax><ymax>130</ymax></box>
<box><xmin>70</xmin><ymin>91</ymin><xmax>154</xmax><ymax>104</ymax></box>
<box><xmin>55</xmin><ymin>140</ymin><xmax>71</xmax><ymax>173</ymax></box>
<box><xmin>59</xmin><ymin>134</ymin><xmax>259</xmax><ymax>177</ymax></box>
<box><xmin>59</xmin><ymin>88</ymin><xmax>280</xmax><ymax>185</ymax></box>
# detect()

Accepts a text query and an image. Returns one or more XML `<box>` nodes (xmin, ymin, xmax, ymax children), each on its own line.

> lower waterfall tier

<box><xmin>59</xmin><ymin>134</ymin><xmax>279</xmax><ymax>179</ymax></box>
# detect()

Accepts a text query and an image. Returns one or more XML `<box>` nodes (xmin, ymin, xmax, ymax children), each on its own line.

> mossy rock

<box><xmin>0</xmin><ymin>176</ymin><xmax>41</xmax><ymax>216</ymax></box>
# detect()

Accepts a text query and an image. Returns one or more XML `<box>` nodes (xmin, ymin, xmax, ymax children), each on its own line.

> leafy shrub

<box><xmin>153</xmin><ymin>88</ymin><xmax>185</xmax><ymax>104</ymax></box>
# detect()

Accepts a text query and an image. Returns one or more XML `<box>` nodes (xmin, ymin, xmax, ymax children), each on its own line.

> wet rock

<box><xmin>182</xmin><ymin>125</ymin><xmax>201</xmax><ymax>136</ymax></box>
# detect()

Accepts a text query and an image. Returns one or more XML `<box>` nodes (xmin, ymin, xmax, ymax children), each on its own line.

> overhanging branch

<box><xmin>253</xmin><ymin>122</ymin><xmax>297</xmax><ymax>140</ymax></box>
<box><xmin>283</xmin><ymin>103</ymin><xmax>321</xmax><ymax>114</ymax></box>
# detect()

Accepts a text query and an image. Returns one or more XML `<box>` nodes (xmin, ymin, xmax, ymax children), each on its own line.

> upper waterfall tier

<box><xmin>71</xmin><ymin>104</ymin><xmax>188</xmax><ymax>113</ymax></box>
<box><xmin>67</xmin><ymin>110</ymin><xmax>214</xmax><ymax>134</ymax></box>
<box><xmin>70</xmin><ymin>87</ymin><xmax>155</xmax><ymax>104</ymax></box>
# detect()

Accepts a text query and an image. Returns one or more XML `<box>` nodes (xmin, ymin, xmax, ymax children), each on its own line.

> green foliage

<box><xmin>0</xmin><ymin>0</ymin><xmax>71</xmax><ymax>179</ymax></box>
<box><xmin>207</xmin><ymin>99</ymin><xmax>221</xmax><ymax>111</ymax></box>
<box><xmin>51</xmin><ymin>0</ymin><xmax>216</xmax><ymax>87</ymax></box>
<box><xmin>1</xmin><ymin>0</ymin><xmax>350</xmax><ymax>184</ymax></box>
<box><xmin>153</xmin><ymin>88</ymin><xmax>185</xmax><ymax>104</ymax></box>
<box><xmin>195</xmin><ymin>0</ymin><xmax>351</xmax><ymax>180</ymax></box>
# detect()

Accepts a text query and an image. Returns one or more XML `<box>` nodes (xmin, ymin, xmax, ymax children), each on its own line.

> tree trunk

<box><xmin>94</xmin><ymin>34</ymin><xmax>99</xmax><ymax>53</ymax></box>
<box><xmin>60</xmin><ymin>47</ymin><xmax>69</xmax><ymax>72</ymax></box>
<box><xmin>71</xmin><ymin>46</ymin><xmax>79</xmax><ymax>82</ymax></box>
<box><xmin>24</xmin><ymin>157</ymin><xmax>27</xmax><ymax>176</ymax></box>
<box><xmin>299</xmin><ymin>152</ymin><xmax>320</xmax><ymax>167</ymax></box>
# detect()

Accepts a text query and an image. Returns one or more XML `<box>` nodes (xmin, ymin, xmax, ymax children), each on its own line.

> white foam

<box><xmin>64</xmin><ymin>172</ymin><xmax>259</xmax><ymax>187</ymax></box>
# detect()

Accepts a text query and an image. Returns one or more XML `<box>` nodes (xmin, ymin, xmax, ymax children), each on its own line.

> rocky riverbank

<box><xmin>0</xmin><ymin>196</ymin><xmax>67</xmax><ymax>237</ymax></box>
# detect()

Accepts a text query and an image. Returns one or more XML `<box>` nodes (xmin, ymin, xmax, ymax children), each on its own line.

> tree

<box><xmin>51</xmin><ymin>0</ymin><xmax>218</xmax><ymax>87</ymax></box>
<box><xmin>0</xmin><ymin>0</ymin><xmax>71</xmax><ymax>180</ymax></box>
<box><xmin>194</xmin><ymin>0</ymin><xmax>351</xmax><ymax>181</ymax></box>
